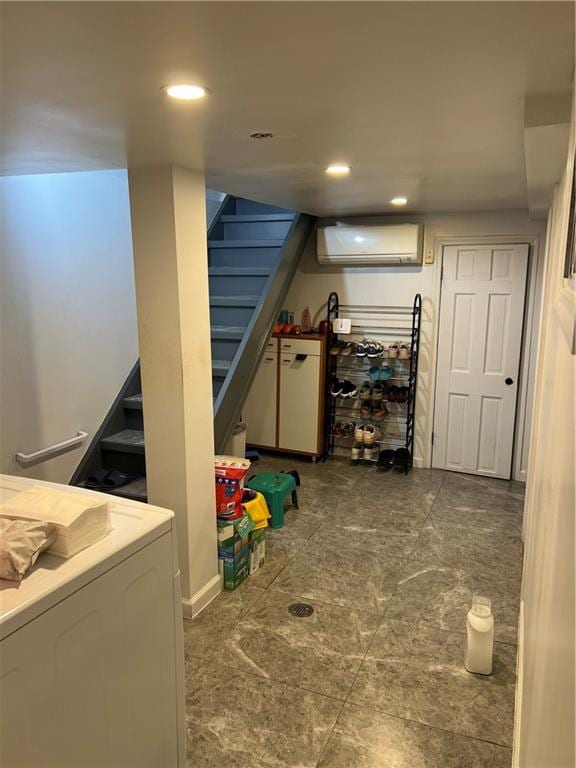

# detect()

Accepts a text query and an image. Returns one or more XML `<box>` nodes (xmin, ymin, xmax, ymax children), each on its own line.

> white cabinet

<box><xmin>243</xmin><ymin>345</ymin><xmax>277</xmax><ymax>448</ymax></box>
<box><xmin>244</xmin><ymin>336</ymin><xmax>326</xmax><ymax>456</ymax></box>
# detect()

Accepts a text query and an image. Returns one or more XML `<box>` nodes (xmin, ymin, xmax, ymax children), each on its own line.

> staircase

<box><xmin>71</xmin><ymin>194</ymin><xmax>314</xmax><ymax>502</ymax></box>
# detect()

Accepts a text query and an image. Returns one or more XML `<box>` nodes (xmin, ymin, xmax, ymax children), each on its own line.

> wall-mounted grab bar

<box><xmin>15</xmin><ymin>431</ymin><xmax>88</xmax><ymax>464</ymax></box>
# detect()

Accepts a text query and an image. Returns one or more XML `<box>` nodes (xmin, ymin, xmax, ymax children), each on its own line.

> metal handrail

<box><xmin>16</xmin><ymin>431</ymin><xmax>88</xmax><ymax>464</ymax></box>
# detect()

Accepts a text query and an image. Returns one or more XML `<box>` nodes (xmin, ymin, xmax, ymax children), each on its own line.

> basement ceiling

<box><xmin>0</xmin><ymin>1</ymin><xmax>574</xmax><ymax>215</ymax></box>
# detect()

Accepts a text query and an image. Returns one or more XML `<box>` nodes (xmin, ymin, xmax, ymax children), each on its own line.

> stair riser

<box><xmin>210</xmin><ymin>306</ymin><xmax>253</xmax><ymax>326</ymax></box>
<box><xmin>209</xmin><ymin>247</ymin><xmax>281</xmax><ymax>268</ymax></box>
<box><xmin>125</xmin><ymin>410</ymin><xmax>144</xmax><ymax>431</ymax></box>
<box><xmin>100</xmin><ymin>450</ymin><xmax>146</xmax><ymax>474</ymax></box>
<box><xmin>234</xmin><ymin>199</ymin><xmax>289</xmax><ymax>215</ymax></box>
<box><xmin>223</xmin><ymin>221</ymin><xmax>293</xmax><ymax>240</ymax></box>
<box><xmin>209</xmin><ymin>275</ymin><xmax>268</xmax><ymax>296</ymax></box>
<box><xmin>212</xmin><ymin>377</ymin><xmax>225</xmax><ymax>399</ymax></box>
<box><xmin>211</xmin><ymin>339</ymin><xmax>242</xmax><ymax>363</ymax></box>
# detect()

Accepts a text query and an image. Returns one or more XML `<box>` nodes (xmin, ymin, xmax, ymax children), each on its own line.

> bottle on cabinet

<box><xmin>465</xmin><ymin>595</ymin><xmax>494</xmax><ymax>675</ymax></box>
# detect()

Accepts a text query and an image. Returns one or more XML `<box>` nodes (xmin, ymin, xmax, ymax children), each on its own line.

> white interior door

<box><xmin>433</xmin><ymin>243</ymin><xmax>529</xmax><ymax>478</ymax></box>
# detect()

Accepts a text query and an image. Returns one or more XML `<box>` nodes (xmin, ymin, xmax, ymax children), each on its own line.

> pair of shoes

<box><xmin>330</xmin><ymin>341</ymin><xmax>355</xmax><ymax>356</ymax></box>
<box><xmin>330</xmin><ymin>379</ymin><xmax>358</xmax><ymax>398</ymax></box>
<box><xmin>84</xmin><ymin>469</ymin><xmax>141</xmax><ymax>490</ymax></box>
<box><xmin>388</xmin><ymin>343</ymin><xmax>411</xmax><ymax>359</ymax></box>
<box><xmin>359</xmin><ymin>380</ymin><xmax>386</xmax><ymax>399</ymax></box>
<box><xmin>353</xmin><ymin>424</ymin><xmax>381</xmax><ymax>459</ymax></box>
<box><xmin>355</xmin><ymin>340</ymin><xmax>384</xmax><ymax>358</ymax></box>
<box><xmin>388</xmin><ymin>385</ymin><xmax>409</xmax><ymax>403</ymax></box>
<box><xmin>369</xmin><ymin>366</ymin><xmax>392</xmax><ymax>383</ymax></box>
<box><xmin>376</xmin><ymin>447</ymin><xmax>411</xmax><ymax>470</ymax></box>
<box><xmin>332</xmin><ymin>421</ymin><xmax>355</xmax><ymax>437</ymax></box>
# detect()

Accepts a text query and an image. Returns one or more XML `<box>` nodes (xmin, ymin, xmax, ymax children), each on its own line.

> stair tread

<box><xmin>101</xmin><ymin>429</ymin><xmax>145</xmax><ymax>451</ymax></box>
<box><xmin>210</xmin><ymin>296</ymin><xmax>259</xmax><ymax>307</ymax></box>
<box><xmin>208</xmin><ymin>239</ymin><xmax>284</xmax><ymax>248</ymax></box>
<box><xmin>123</xmin><ymin>394</ymin><xmax>143</xmax><ymax>409</ymax></box>
<box><xmin>220</xmin><ymin>214</ymin><xmax>295</xmax><ymax>223</ymax></box>
<box><xmin>211</xmin><ymin>325</ymin><xmax>246</xmax><ymax>340</ymax></box>
<box><xmin>208</xmin><ymin>267</ymin><xmax>271</xmax><ymax>276</ymax></box>
<box><xmin>213</xmin><ymin>359</ymin><xmax>232</xmax><ymax>374</ymax></box>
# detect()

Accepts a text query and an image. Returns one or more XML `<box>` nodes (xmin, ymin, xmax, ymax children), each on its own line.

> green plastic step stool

<box><xmin>245</xmin><ymin>471</ymin><xmax>299</xmax><ymax>529</ymax></box>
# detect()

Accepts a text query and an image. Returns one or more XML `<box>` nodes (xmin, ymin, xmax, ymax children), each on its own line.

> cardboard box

<box><xmin>217</xmin><ymin>513</ymin><xmax>254</xmax><ymax>558</ymax></box>
<box><xmin>249</xmin><ymin>528</ymin><xmax>266</xmax><ymax>575</ymax></box>
<box><xmin>219</xmin><ymin>544</ymin><xmax>251</xmax><ymax>590</ymax></box>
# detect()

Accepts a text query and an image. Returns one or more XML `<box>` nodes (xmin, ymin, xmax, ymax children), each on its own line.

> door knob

<box><xmin>505</xmin><ymin>377</ymin><xmax>514</xmax><ymax>385</ymax></box>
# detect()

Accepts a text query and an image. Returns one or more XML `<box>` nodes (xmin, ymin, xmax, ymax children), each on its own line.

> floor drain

<box><xmin>288</xmin><ymin>602</ymin><xmax>314</xmax><ymax>618</ymax></box>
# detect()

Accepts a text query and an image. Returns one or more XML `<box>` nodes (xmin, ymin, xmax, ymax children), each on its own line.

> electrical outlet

<box><xmin>424</xmin><ymin>248</ymin><xmax>434</xmax><ymax>265</ymax></box>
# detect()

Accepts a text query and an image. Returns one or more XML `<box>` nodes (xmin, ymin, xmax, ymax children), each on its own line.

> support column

<box><xmin>128</xmin><ymin>166</ymin><xmax>219</xmax><ymax>616</ymax></box>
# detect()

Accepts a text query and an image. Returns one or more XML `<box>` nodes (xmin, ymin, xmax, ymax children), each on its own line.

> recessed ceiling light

<box><xmin>354</xmin><ymin>235</ymin><xmax>365</xmax><ymax>243</ymax></box>
<box><xmin>390</xmin><ymin>196</ymin><xmax>408</xmax><ymax>206</ymax></box>
<box><xmin>163</xmin><ymin>84</ymin><xmax>208</xmax><ymax>100</ymax></box>
<box><xmin>325</xmin><ymin>164</ymin><xmax>351</xmax><ymax>176</ymax></box>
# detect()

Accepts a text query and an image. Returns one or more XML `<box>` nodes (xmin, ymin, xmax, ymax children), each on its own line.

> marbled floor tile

<box><xmin>309</xmin><ymin>520</ymin><xmax>419</xmax><ymax>561</ymax></box>
<box><xmin>267</xmin><ymin>508</ymin><xmax>324</xmax><ymax>540</ymax></box>
<box><xmin>360</xmin><ymin>466</ymin><xmax>447</xmax><ymax>496</ymax></box>
<box><xmin>317</xmin><ymin>704</ymin><xmax>512</xmax><ymax>768</ymax></box>
<box><xmin>184</xmin><ymin>652</ymin><xmax>204</xmax><ymax>689</ymax></box>
<box><xmin>349</xmin><ymin>618</ymin><xmax>516</xmax><ymax>746</ymax></box>
<box><xmin>245</xmin><ymin>536</ymin><xmax>305</xmax><ymax>589</ymax></box>
<box><xmin>183</xmin><ymin>585</ymin><xmax>266</xmax><ymax>660</ymax></box>
<box><xmin>430</xmin><ymin>500</ymin><xmax>523</xmax><ymax>537</ymax></box>
<box><xmin>200</xmin><ymin>590</ymin><xmax>381</xmax><ymax>700</ymax></box>
<box><xmin>437</xmin><ymin>472</ymin><xmax>525</xmax><ymax>515</ymax></box>
<box><xmin>271</xmin><ymin>538</ymin><xmax>405</xmax><ymax>613</ymax></box>
<box><xmin>410</xmin><ymin>518</ymin><xmax>524</xmax><ymax>584</ymax></box>
<box><xmin>384</xmin><ymin>556</ymin><xmax>520</xmax><ymax>644</ymax></box>
<box><xmin>186</xmin><ymin>661</ymin><xmax>342</xmax><ymax>768</ymax></box>
<box><xmin>324</xmin><ymin>496</ymin><xmax>431</xmax><ymax>533</ymax></box>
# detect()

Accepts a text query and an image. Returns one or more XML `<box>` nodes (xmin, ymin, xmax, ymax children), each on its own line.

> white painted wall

<box><xmin>0</xmin><ymin>170</ymin><xmax>138</xmax><ymax>482</ymax></box>
<box><xmin>513</xmin><ymin>89</ymin><xmax>575</xmax><ymax>768</ymax></box>
<box><xmin>285</xmin><ymin>210</ymin><xmax>545</xmax><ymax>471</ymax></box>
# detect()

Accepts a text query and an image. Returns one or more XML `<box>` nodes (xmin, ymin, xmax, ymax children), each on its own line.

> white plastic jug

<box><xmin>465</xmin><ymin>595</ymin><xmax>494</xmax><ymax>675</ymax></box>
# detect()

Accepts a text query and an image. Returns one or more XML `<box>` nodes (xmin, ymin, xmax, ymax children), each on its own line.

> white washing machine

<box><xmin>0</xmin><ymin>474</ymin><xmax>186</xmax><ymax>768</ymax></box>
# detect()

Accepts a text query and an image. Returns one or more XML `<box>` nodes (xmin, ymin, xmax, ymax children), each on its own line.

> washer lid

<box><xmin>0</xmin><ymin>474</ymin><xmax>174</xmax><ymax>640</ymax></box>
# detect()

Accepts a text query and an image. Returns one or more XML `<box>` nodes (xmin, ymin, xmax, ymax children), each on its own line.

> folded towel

<box><xmin>0</xmin><ymin>486</ymin><xmax>110</xmax><ymax>558</ymax></box>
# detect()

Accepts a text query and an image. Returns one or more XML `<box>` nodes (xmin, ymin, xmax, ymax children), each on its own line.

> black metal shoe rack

<box><xmin>324</xmin><ymin>293</ymin><xmax>422</xmax><ymax>473</ymax></box>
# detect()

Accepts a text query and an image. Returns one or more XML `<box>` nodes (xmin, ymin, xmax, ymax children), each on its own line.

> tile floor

<box><xmin>184</xmin><ymin>455</ymin><xmax>525</xmax><ymax>767</ymax></box>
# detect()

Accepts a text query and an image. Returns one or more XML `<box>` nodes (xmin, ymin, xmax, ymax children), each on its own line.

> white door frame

<box><xmin>429</xmin><ymin>233</ymin><xmax>544</xmax><ymax>481</ymax></box>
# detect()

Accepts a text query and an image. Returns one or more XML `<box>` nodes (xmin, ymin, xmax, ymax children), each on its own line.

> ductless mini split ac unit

<box><xmin>316</xmin><ymin>223</ymin><xmax>424</xmax><ymax>266</ymax></box>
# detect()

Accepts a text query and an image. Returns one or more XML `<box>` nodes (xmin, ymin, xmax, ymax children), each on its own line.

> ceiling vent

<box><xmin>317</xmin><ymin>223</ymin><xmax>424</xmax><ymax>266</ymax></box>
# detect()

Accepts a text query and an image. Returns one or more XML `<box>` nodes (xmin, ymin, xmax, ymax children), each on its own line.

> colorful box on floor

<box><xmin>217</xmin><ymin>513</ymin><xmax>254</xmax><ymax>558</ymax></box>
<box><xmin>219</xmin><ymin>544</ymin><xmax>251</xmax><ymax>590</ymax></box>
<box><xmin>249</xmin><ymin>528</ymin><xmax>266</xmax><ymax>575</ymax></box>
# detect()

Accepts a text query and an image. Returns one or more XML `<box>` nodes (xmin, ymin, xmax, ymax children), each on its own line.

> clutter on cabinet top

<box><xmin>0</xmin><ymin>485</ymin><xmax>111</xmax><ymax>558</ymax></box>
<box><xmin>0</xmin><ymin>518</ymin><xmax>56</xmax><ymax>581</ymax></box>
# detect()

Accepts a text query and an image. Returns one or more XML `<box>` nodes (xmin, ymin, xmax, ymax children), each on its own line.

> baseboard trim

<box><xmin>511</xmin><ymin>600</ymin><xmax>525</xmax><ymax>768</ymax></box>
<box><xmin>181</xmin><ymin>573</ymin><xmax>222</xmax><ymax>619</ymax></box>
<box><xmin>412</xmin><ymin>456</ymin><xmax>426</xmax><ymax>469</ymax></box>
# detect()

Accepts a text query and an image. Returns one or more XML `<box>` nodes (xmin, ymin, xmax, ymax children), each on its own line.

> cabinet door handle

<box><xmin>282</xmin><ymin>344</ymin><xmax>292</xmax><ymax>348</ymax></box>
<box><xmin>283</xmin><ymin>358</ymin><xmax>291</xmax><ymax>363</ymax></box>
<box><xmin>264</xmin><ymin>357</ymin><xmax>274</xmax><ymax>362</ymax></box>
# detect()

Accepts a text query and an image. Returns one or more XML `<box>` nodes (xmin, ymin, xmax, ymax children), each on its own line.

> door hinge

<box><xmin>440</xmin><ymin>263</ymin><xmax>444</xmax><ymax>281</ymax></box>
<box><xmin>431</xmin><ymin>431</ymin><xmax>435</xmax><ymax>446</ymax></box>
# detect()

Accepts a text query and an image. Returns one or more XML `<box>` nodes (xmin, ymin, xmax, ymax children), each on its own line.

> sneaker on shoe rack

<box><xmin>351</xmin><ymin>443</ymin><xmax>363</xmax><ymax>461</ymax></box>
<box><xmin>340</xmin><ymin>380</ymin><xmax>358</xmax><ymax>398</ymax></box>
<box><xmin>358</xmin><ymin>381</ymin><xmax>372</xmax><ymax>399</ymax></box>
<box><xmin>361</xmin><ymin>399</ymin><xmax>372</xmax><ymax>416</ymax></box>
<box><xmin>354</xmin><ymin>424</ymin><xmax>365</xmax><ymax>443</ymax></box>
<box><xmin>363</xmin><ymin>424</ymin><xmax>381</xmax><ymax>445</ymax></box>
<box><xmin>330</xmin><ymin>380</ymin><xmax>344</xmax><ymax>397</ymax></box>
